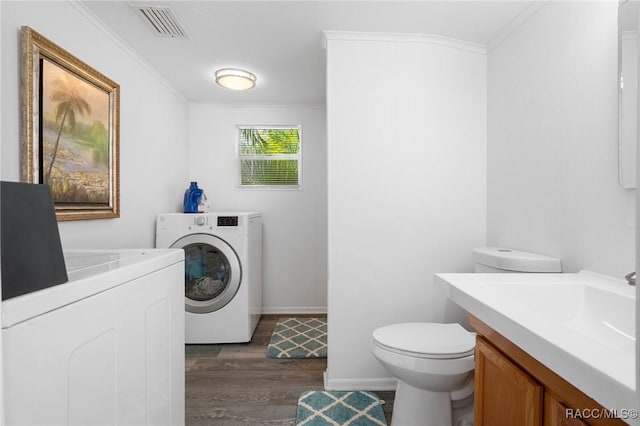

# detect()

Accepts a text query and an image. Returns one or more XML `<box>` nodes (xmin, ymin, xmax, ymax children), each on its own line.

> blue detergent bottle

<box><xmin>183</xmin><ymin>182</ymin><xmax>203</xmax><ymax>213</ymax></box>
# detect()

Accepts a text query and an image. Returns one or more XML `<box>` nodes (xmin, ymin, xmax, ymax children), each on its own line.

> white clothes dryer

<box><xmin>156</xmin><ymin>212</ymin><xmax>263</xmax><ymax>343</ymax></box>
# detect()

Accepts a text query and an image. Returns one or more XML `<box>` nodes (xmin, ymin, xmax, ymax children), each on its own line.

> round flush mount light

<box><xmin>215</xmin><ymin>68</ymin><xmax>256</xmax><ymax>90</ymax></box>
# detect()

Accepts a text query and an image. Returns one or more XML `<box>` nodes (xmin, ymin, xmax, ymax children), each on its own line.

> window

<box><xmin>237</xmin><ymin>125</ymin><xmax>302</xmax><ymax>188</ymax></box>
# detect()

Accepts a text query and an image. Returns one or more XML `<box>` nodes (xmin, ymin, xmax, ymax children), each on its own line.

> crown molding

<box><xmin>69</xmin><ymin>0</ymin><xmax>187</xmax><ymax>104</ymax></box>
<box><xmin>486</xmin><ymin>1</ymin><xmax>549</xmax><ymax>53</ymax></box>
<box><xmin>322</xmin><ymin>30</ymin><xmax>487</xmax><ymax>55</ymax></box>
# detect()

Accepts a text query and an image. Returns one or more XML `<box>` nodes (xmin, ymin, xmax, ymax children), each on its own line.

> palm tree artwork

<box><xmin>41</xmin><ymin>59</ymin><xmax>110</xmax><ymax>205</ymax></box>
<box><xmin>46</xmin><ymin>74</ymin><xmax>91</xmax><ymax>184</ymax></box>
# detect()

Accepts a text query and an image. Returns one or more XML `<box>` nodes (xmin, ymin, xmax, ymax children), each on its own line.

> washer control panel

<box><xmin>185</xmin><ymin>215</ymin><xmax>240</xmax><ymax>228</ymax></box>
<box><xmin>188</xmin><ymin>215</ymin><xmax>209</xmax><ymax>227</ymax></box>
<box><xmin>217</xmin><ymin>216</ymin><xmax>239</xmax><ymax>227</ymax></box>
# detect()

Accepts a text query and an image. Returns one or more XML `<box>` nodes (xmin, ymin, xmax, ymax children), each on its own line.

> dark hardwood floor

<box><xmin>185</xmin><ymin>314</ymin><xmax>394</xmax><ymax>425</ymax></box>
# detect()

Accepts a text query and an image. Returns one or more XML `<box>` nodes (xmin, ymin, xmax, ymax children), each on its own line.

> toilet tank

<box><xmin>473</xmin><ymin>247</ymin><xmax>562</xmax><ymax>273</ymax></box>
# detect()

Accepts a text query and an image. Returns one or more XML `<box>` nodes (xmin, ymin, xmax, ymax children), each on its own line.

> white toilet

<box><xmin>371</xmin><ymin>247</ymin><xmax>561</xmax><ymax>426</ymax></box>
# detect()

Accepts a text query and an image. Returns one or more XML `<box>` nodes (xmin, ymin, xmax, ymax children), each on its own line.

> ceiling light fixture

<box><xmin>215</xmin><ymin>68</ymin><xmax>256</xmax><ymax>91</ymax></box>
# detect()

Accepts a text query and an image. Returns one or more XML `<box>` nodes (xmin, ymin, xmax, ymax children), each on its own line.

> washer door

<box><xmin>171</xmin><ymin>233</ymin><xmax>242</xmax><ymax>314</ymax></box>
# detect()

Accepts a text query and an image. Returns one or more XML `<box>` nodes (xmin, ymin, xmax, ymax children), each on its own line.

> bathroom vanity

<box><xmin>472</xmin><ymin>315</ymin><xmax>625</xmax><ymax>426</ymax></box>
<box><xmin>436</xmin><ymin>271</ymin><xmax>636</xmax><ymax>426</ymax></box>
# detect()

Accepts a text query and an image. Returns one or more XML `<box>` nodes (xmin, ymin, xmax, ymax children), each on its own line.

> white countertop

<box><xmin>2</xmin><ymin>249</ymin><xmax>184</xmax><ymax>328</ymax></box>
<box><xmin>436</xmin><ymin>271</ymin><xmax>636</xmax><ymax>422</ymax></box>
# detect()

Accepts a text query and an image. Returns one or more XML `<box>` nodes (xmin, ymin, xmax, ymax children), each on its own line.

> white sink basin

<box><xmin>435</xmin><ymin>271</ymin><xmax>636</xmax><ymax>418</ymax></box>
<box><xmin>480</xmin><ymin>277</ymin><xmax>635</xmax><ymax>353</ymax></box>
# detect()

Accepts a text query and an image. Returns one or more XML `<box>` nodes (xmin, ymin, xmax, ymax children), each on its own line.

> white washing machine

<box><xmin>156</xmin><ymin>212</ymin><xmax>263</xmax><ymax>343</ymax></box>
<box><xmin>2</xmin><ymin>249</ymin><xmax>185</xmax><ymax>425</ymax></box>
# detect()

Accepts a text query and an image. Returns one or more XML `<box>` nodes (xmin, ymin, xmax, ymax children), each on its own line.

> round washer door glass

<box><xmin>171</xmin><ymin>234</ymin><xmax>242</xmax><ymax>314</ymax></box>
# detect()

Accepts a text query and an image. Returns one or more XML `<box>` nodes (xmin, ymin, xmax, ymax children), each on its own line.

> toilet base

<box><xmin>452</xmin><ymin>396</ymin><xmax>474</xmax><ymax>426</ymax></box>
<box><xmin>391</xmin><ymin>380</ymin><xmax>453</xmax><ymax>426</ymax></box>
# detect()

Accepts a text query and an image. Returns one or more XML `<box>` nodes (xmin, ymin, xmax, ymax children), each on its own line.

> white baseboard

<box><xmin>323</xmin><ymin>371</ymin><xmax>397</xmax><ymax>391</ymax></box>
<box><xmin>262</xmin><ymin>306</ymin><xmax>327</xmax><ymax>315</ymax></box>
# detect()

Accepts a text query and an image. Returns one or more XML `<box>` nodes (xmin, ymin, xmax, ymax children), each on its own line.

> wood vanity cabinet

<box><xmin>475</xmin><ymin>337</ymin><xmax>543</xmax><ymax>425</ymax></box>
<box><xmin>545</xmin><ymin>393</ymin><xmax>589</xmax><ymax>426</ymax></box>
<box><xmin>470</xmin><ymin>316</ymin><xmax>626</xmax><ymax>426</ymax></box>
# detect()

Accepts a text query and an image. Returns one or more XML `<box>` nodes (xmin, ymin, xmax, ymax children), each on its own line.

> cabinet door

<box><xmin>545</xmin><ymin>393</ymin><xmax>590</xmax><ymax>426</ymax></box>
<box><xmin>475</xmin><ymin>337</ymin><xmax>543</xmax><ymax>426</ymax></box>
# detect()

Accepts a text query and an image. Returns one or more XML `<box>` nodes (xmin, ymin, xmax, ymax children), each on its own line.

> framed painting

<box><xmin>20</xmin><ymin>26</ymin><xmax>120</xmax><ymax>221</ymax></box>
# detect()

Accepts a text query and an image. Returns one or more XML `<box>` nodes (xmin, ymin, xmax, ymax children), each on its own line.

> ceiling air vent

<box><xmin>133</xmin><ymin>4</ymin><xmax>188</xmax><ymax>39</ymax></box>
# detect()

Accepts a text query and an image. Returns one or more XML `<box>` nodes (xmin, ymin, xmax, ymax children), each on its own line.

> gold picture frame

<box><xmin>20</xmin><ymin>26</ymin><xmax>120</xmax><ymax>221</ymax></box>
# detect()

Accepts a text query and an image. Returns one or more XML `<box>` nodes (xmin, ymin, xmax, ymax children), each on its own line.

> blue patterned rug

<box><xmin>265</xmin><ymin>317</ymin><xmax>327</xmax><ymax>359</ymax></box>
<box><xmin>296</xmin><ymin>391</ymin><xmax>387</xmax><ymax>426</ymax></box>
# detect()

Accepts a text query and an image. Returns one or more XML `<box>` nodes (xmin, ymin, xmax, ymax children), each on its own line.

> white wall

<box><xmin>1</xmin><ymin>1</ymin><xmax>189</xmax><ymax>249</ymax></box>
<box><xmin>325</xmin><ymin>32</ymin><xmax>487</xmax><ymax>389</ymax></box>
<box><xmin>0</xmin><ymin>3</ymin><xmax>4</xmax><ymax>423</ymax></box>
<box><xmin>621</xmin><ymin>31</ymin><xmax>638</xmax><ymax>189</ymax></box>
<box><xmin>487</xmin><ymin>1</ymin><xmax>634</xmax><ymax>278</ymax></box>
<box><xmin>637</xmin><ymin>0</ymin><xmax>640</xmax><ymax>410</ymax></box>
<box><xmin>188</xmin><ymin>103</ymin><xmax>327</xmax><ymax>313</ymax></box>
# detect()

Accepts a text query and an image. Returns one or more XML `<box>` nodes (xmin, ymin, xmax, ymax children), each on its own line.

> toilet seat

<box><xmin>372</xmin><ymin>322</ymin><xmax>475</xmax><ymax>359</ymax></box>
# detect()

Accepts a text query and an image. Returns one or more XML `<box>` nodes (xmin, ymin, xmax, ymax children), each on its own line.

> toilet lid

<box><xmin>372</xmin><ymin>323</ymin><xmax>475</xmax><ymax>359</ymax></box>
